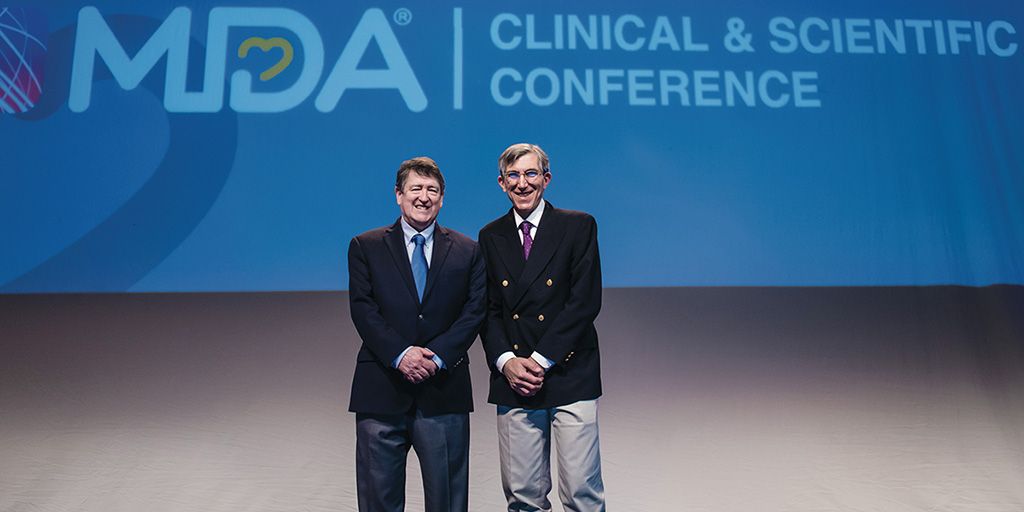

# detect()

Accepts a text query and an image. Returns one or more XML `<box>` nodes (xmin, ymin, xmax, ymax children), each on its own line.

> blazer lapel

<box><xmin>383</xmin><ymin>219</ymin><xmax>419</xmax><ymax>304</ymax></box>
<box><xmin>492</xmin><ymin>211</ymin><xmax>525</xmax><ymax>280</ymax></box>
<box><xmin>422</xmin><ymin>225</ymin><xmax>453</xmax><ymax>303</ymax></box>
<box><xmin>511</xmin><ymin>202</ymin><xmax>563</xmax><ymax>306</ymax></box>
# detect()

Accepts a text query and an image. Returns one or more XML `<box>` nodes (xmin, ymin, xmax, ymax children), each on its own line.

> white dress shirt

<box><xmin>513</xmin><ymin>199</ymin><xmax>545</xmax><ymax>245</ymax></box>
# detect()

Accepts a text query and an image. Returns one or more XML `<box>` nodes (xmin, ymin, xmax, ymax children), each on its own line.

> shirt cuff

<box><xmin>432</xmin><ymin>354</ymin><xmax>445</xmax><ymax>370</ymax></box>
<box><xmin>495</xmin><ymin>351</ymin><xmax>515</xmax><ymax>373</ymax></box>
<box><xmin>392</xmin><ymin>346</ymin><xmax>413</xmax><ymax>368</ymax></box>
<box><xmin>530</xmin><ymin>351</ymin><xmax>555</xmax><ymax>372</ymax></box>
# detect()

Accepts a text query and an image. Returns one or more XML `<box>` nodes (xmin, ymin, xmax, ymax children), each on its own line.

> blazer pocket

<box><xmin>356</xmin><ymin>349</ymin><xmax>379</xmax><ymax>363</ymax></box>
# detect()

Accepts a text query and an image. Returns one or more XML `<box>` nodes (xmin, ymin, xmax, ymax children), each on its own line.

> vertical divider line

<box><xmin>453</xmin><ymin>7</ymin><xmax>463</xmax><ymax>110</ymax></box>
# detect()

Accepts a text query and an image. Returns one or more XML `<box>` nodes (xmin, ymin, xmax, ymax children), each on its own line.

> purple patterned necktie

<box><xmin>520</xmin><ymin>221</ymin><xmax>533</xmax><ymax>260</ymax></box>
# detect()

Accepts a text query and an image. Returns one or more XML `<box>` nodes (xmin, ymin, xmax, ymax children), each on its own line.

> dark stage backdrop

<box><xmin>3</xmin><ymin>1</ymin><xmax>1024</xmax><ymax>511</ymax></box>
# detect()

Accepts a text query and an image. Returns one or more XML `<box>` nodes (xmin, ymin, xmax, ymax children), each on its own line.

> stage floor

<box><xmin>2</xmin><ymin>287</ymin><xmax>1023</xmax><ymax>511</ymax></box>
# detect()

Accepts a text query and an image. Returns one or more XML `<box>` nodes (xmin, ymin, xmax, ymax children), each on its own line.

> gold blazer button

<box><xmin>502</xmin><ymin>279</ymin><xmax>509</xmax><ymax>287</ymax></box>
<box><xmin>513</xmin><ymin>344</ymin><xmax>519</xmax><ymax>350</ymax></box>
<box><xmin>512</xmin><ymin>313</ymin><xmax>519</xmax><ymax>320</ymax></box>
<box><xmin>537</xmin><ymin>314</ymin><xmax>545</xmax><ymax>321</ymax></box>
<box><xmin>546</xmin><ymin>279</ymin><xmax>553</xmax><ymax>286</ymax></box>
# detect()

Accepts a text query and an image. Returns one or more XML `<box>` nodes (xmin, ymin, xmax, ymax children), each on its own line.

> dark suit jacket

<box><xmin>348</xmin><ymin>219</ymin><xmax>485</xmax><ymax>416</ymax></box>
<box><xmin>478</xmin><ymin>202</ymin><xmax>603</xmax><ymax>408</ymax></box>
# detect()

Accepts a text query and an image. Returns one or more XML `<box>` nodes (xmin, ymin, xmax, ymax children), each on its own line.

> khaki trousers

<box><xmin>496</xmin><ymin>399</ymin><xmax>605</xmax><ymax>512</ymax></box>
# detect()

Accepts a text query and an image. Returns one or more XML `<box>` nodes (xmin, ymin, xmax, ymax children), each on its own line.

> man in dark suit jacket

<box><xmin>348</xmin><ymin>157</ymin><xmax>485</xmax><ymax>512</ymax></box>
<box><xmin>478</xmin><ymin>143</ymin><xmax>606</xmax><ymax>511</ymax></box>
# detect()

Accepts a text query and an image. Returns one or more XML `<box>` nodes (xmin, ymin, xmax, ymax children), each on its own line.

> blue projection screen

<box><xmin>2</xmin><ymin>1</ymin><xmax>1022</xmax><ymax>292</ymax></box>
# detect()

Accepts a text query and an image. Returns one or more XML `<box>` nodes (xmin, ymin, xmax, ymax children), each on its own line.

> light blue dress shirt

<box><xmin>392</xmin><ymin>218</ymin><xmax>446</xmax><ymax>370</ymax></box>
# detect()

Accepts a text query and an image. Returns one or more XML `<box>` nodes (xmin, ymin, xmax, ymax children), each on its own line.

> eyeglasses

<box><xmin>503</xmin><ymin>169</ymin><xmax>546</xmax><ymax>182</ymax></box>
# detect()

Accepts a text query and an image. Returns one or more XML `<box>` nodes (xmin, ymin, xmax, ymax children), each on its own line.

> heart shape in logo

<box><xmin>237</xmin><ymin>36</ymin><xmax>294</xmax><ymax>81</ymax></box>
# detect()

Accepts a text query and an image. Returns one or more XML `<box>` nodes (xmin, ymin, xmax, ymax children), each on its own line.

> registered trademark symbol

<box><xmin>393</xmin><ymin>8</ymin><xmax>412</xmax><ymax>26</ymax></box>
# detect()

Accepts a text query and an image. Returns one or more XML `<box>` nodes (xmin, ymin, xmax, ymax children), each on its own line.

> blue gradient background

<box><xmin>2</xmin><ymin>1</ymin><xmax>1023</xmax><ymax>292</ymax></box>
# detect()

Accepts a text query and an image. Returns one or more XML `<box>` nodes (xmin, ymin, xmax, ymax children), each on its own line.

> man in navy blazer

<box><xmin>348</xmin><ymin>157</ymin><xmax>485</xmax><ymax>512</ymax></box>
<box><xmin>478</xmin><ymin>143</ymin><xmax>606</xmax><ymax>511</ymax></box>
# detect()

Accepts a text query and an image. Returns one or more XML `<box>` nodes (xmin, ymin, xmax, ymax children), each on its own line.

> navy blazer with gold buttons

<box><xmin>478</xmin><ymin>202</ymin><xmax>603</xmax><ymax>408</ymax></box>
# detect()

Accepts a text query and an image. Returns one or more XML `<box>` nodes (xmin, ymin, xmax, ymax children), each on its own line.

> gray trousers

<box><xmin>356</xmin><ymin>410</ymin><xmax>469</xmax><ymax>512</ymax></box>
<box><xmin>496</xmin><ymin>399</ymin><xmax>606</xmax><ymax>512</ymax></box>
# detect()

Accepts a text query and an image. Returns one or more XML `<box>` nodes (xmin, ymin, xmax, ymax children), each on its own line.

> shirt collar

<box><xmin>513</xmin><ymin>200</ymin><xmax>546</xmax><ymax>229</ymax></box>
<box><xmin>400</xmin><ymin>217</ymin><xmax>436</xmax><ymax>245</ymax></box>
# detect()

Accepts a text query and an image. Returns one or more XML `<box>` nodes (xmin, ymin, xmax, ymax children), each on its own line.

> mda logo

<box><xmin>0</xmin><ymin>7</ymin><xmax>47</xmax><ymax>114</ymax></box>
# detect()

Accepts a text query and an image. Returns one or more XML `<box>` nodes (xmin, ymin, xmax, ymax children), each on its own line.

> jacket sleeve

<box><xmin>348</xmin><ymin>236</ymin><xmax>408</xmax><ymax>365</ymax></box>
<box><xmin>534</xmin><ymin>215</ymin><xmax>602</xmax><ymax>364</ymax></box>
<box><xmin>424</xmin><ymin>242</ymin><xmax>486</xmax><ymax>368</ymax></box>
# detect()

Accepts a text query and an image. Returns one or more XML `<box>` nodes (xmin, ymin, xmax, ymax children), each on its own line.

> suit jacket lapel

<box><xmin>511</xmin><ymin>202</ymin><xmax>563</xmax><ymax>306</ymax></box>
<box><xmin>492</xmin><ymin>211</ymin><xmax>525</xmax><ymax>280</ymax></box>
<box><xmin>422</xmin><ymin>225</ymin><xmax>452</xmax><ymax>303</ymax></box>
<box><xmin>383</xmin><ymin>219</ymin><xmax>419</xmax><ymax>304</ymax></box>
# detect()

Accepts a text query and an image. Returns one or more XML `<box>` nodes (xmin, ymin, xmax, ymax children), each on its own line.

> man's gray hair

<box><xmin>498</xmin><ymin>143</ymin><xmax>550</xmax><ymax>176</ymax></box>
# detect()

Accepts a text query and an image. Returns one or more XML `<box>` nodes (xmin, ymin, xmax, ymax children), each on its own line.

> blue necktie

<box><xmin>412</xmin><ymin>234</ymin><xmax>427</xmax><ymax>301</ymax></box>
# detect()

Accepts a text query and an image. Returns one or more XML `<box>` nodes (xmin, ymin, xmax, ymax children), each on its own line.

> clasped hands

<box><xmin>398</xmin><ymin>346</ymin><xmax>438</xmax><ymax>384</ymax></box>
<box><xmin>502</xmin><ymin>357</ymin><xmax>545</xmax><ymax>397</ymax></box>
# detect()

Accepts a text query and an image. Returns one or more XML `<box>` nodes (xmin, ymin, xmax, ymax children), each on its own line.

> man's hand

<box><xmin>398</xmin><ymin>347</ymin><xmax>439</xmax><ymax>384</ymax></box>
<box><xmin>502</xmin><ymin>357</ymin><xmax>544</xmax><ymax>397</ymax></box>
